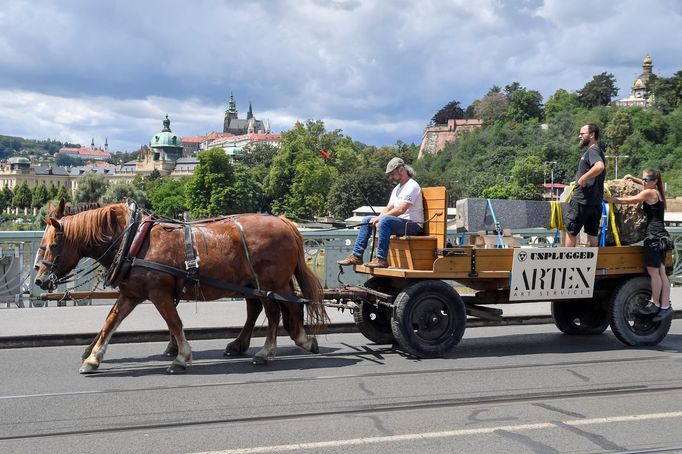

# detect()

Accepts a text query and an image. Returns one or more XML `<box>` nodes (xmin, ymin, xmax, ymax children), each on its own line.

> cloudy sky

<box><xmin>1</xmin><ymin>0</ymin><xmax>681</xmax><ymax>152</ymax></box>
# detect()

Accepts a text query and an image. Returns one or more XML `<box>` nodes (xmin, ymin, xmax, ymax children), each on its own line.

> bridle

<box><xmin>39</xmin><ymin>226</ymin><xmax>67</xmax><ymax>290</ymax></box>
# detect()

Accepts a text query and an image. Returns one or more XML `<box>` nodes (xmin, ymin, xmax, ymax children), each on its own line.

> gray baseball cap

<box><xmin>385</xmin><ymin>157</ymin><xmax>405</xmax><ymax>173</ymax></box>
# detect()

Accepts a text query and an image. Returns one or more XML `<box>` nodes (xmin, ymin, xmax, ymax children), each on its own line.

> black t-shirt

<box><xmin>572</xmin><ymin>144</ymin><xmax>605</xmax><ymax>206</ymax></box>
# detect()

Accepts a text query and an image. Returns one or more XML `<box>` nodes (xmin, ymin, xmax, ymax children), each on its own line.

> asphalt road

<box><xmin>3</xmin><ymin>325</ymin><xmax>682</xmax><ymax>454</ymax></box>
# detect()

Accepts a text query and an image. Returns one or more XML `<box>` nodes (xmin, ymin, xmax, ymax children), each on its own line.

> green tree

<box><xmin>74</xmin><ymin>173</ymin><xmax>109</xmax><ymax>203</ymax></box>
<box><xmin>55</xmin><ymin>153</ymin><xmax>84</xmax><ymax>167</ymax></box>
<box><xmin>266</xmin><ymin>120</ymin><xmax>340</xmax><ymax>218</ymax></box>
<box><xmin>1</xmin><ymin>186</ymin><xmax>14</xmax><ymax>209</ymax></box>
<box><xmin>102</xmin><ymin>182</ymin><xmax>149</xmax><ymax>206</ymax></box>
<box><xmin>55</xmin><ymin>185</ymin><xmax>71</xmax><ymax>203</ymax></box>
<box><xmin>48</xmin><ymin>184</ymin><xmax>58</xmax><ymax>200</ymax></box>
<box><xmin>12</xmin><ymin>182</ymin><xmax>32</xmax><ymax>208</ymax></box>
<box><xmin>650</xmin><ymin>70</ymin><xmax>682</xmax><ymax>111</ymax></box>
<box><xmin>149</xmin><ymin>178</ymin><xmax>189</xmax><ymax>219</ymax></box>
<box><xmin>604</xmin><ymin>108</ymin><xmax>633</xmax><ymax>154</ymax></box>
<box><xmin>481</xmin><ymin>184</ymin><xmax>514</xmax><ymax>199</ymax></box>
<box><xmin>473</xmin><ymin>91</ymin><xmax>509</xmax><ymax>124</ymax></box>
<box><xmin>31</xmin><ymin>183</ymin><xmax>50</xmax><ymax>208</ymax></box>
<box><xmin>221</xmin><ymin>164</ymin><xmax>265</xmax><ymax>214</ymax></box>
<box><xmin>240</xmin><ymin>142</ymin><xmax>278</xmax><ymax>168</ymax></box>
<box><xmin>430</xmin><ymin>100</ymin><xmax>464</xmax><ymax>125</ymax></box>
<box><xmin>186</xmin><ymin>148</ymin><xmax>235</xmax><ymax>217</ymax></box>
<box><xmin>511</xmin><ymin>154</ymin><xmax>545</xmax><ymax>187</ymax></box>
<box><xmin>544</xmin><ymin>89</ymin><xmax>580</xmax><ymax>120</ymax></box>
<box><xmin>577</xmin><ymin>72</ymin><xmax>619</xmax><ymax>107</ymax></box>
<box><xmin>507</xmin><ymin>88</ymin><xmax>544</xmax><ymax>123</ymax></box>
<box><xmin>326</xmin><ymin>167</ymin><xmax>393</xmax><ymax>219</ymax></box>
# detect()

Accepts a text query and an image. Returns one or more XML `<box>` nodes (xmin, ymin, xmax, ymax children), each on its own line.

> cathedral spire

<box><xmin>247</xmin><ymin>101</ymin><xmax>253</xmax><ymax>120</ymax></box>
<box><xmin>226</xmin><ymin>91</ymin><xmax>238</xmax><ymax>119</ymax></box>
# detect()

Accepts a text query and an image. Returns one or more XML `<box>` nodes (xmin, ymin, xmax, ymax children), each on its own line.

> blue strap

<box><xmin>599</xmin><ymin>201</ymin><xmax>608</xmax><ymax>247</ymax></box>
<box><xmin>486</xmin><ymin>199</ymin><xmax>505</xmax><ymax>248</ymax></box>
<box><xmin>552</xmin><ymin>228</ymin><xmax>560</xmax><ymax>248</ymax></box>
<box><xmin>459</xmin><ymin>231</ymin><xmax>466</xmax><ymax>246</ymax></box>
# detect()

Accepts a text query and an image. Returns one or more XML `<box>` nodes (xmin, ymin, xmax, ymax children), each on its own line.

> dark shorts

<box><xmin>644</xmin><ymin>236</ymin><xmax>667</xmax><ymax>268</ymax></box>
<box><xmin>565</xmin><ymin>199</ymin><xmax>601</xmax><ymax>237</ymax></box>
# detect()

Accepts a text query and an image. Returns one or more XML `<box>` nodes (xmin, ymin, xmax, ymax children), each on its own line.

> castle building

<box><xmin>616</xmin><ymin>55</ymin><xmax>654</xmax><ymax>108</ymax></box>
<box><xmin>417</xmin><ymin>118</ymin><xmax>482</xmax><ymax>159</ymax></box>
<box><xmin>223</xmin><ymin>92</ymin><xmax>269</xmax><ymax>135</ymax></box>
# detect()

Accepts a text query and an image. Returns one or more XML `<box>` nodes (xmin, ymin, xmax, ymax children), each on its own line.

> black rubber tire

<box><xmin>609</xmin><ymin>276</ymin><xmax>671</xmax><ymax>346</ymax></box>
<box><xmin>551</xmin><ymin>299</ymin><xmax>609</xmax><ymax>335</ymax></box>
<box><xmin>353</xmin><ymin>277</ymin><xmax>396</xmax><ymax>345</ymax></box>
<box><xmin>391</xmin><ymin>280</ymin><xmax>466</xmax><ymax>358</ymax></box>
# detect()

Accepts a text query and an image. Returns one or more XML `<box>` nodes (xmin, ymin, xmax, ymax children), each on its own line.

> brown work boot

<box><xmin>364</xmin><ymin>257</ymin><xmax>388</xmax><ymax>268</ymax></box>
<box><xmin>337</xmin><ymin>254</ymin><xmax>363</xmax><ymax>266</ymax></box>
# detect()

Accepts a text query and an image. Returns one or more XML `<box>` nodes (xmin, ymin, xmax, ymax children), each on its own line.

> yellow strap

<box><xmin>547</xmin><ymin>200</ymin><xmax>564</xmax><ymax>230</ymax></box>
<box><xmin>565</xmin><ymin>182</ymin><xmax>575</xmax><ymax>203</ymax></box>
<box><xmin>603</xmin><ymin>186</ymin><xmax>622</xmax><ymax>247</ymax></box>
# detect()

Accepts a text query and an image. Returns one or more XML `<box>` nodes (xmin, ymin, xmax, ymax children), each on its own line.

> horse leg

<box><xmin>225</xmin><ymin>297</ymin><xmax>262</xmax><ymax>357</ymax></box>
<box><xmin>81</xmin><ymin>302</ymin><xmax>120</xmax><ymax>360</ymax></box>
<box><xmin>80</xmin><ymin>296</ymin><xmax>140</xmax><ymax>374</ymax></box>
<box><xmin>163</xmin><ymin>334</ymin><xmax>178</xmax><ymax>357</ymax></box>
<box><xmin>252</xmin><ymin>298</ymin><xmax>280</xmax><ymax>365</ymax></box>
<box><xmin>150</xmin><ymin>296</ymin><xmax>192</xmax><ymax>374</ymax></box>
<box><xmin>284</xmin><ymin>301</ymin><xmax>319</xmax><ymax>354</ymax></box>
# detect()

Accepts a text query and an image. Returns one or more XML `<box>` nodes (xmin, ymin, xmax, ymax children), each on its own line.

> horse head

<box><xmin>34</xmin><ymin>199</ymin><xmax>112</xmax><ymax>291</ymax></box>
<box><xmin>34</xmin><ymin>212</ymin><xmax>80</xmax><ymax>292</ymax></box>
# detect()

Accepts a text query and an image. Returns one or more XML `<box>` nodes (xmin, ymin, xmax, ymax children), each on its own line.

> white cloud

<box><xmin>0</xmin><ymin>0</ymin><xmax>681</xmax><ymax>150</ymax></box>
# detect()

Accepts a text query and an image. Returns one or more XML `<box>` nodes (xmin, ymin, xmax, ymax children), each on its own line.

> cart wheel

<box><xmin>609</xmin><ymin>276</ymin><xmax>671</xmax><ymax>346</ymax></box>
<box><xmin>551</xmin><ymin>299</ymin><xmax>609</xmax><ymax>335</ymax></box>
<box><xmin>391</xmin><ymin>280</ymin><xmax>466</xmax><ymax>358</ymax></box>
<box><xmin>353</xmin><ymin>277</ymin><xmax>396</xmax><ymax>345</ymax></box>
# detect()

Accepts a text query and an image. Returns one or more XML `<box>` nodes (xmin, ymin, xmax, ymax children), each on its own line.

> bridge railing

<box><xmin>1</xmin><ymin>227</ymin><xmax>681</xmax><ymax>308</ymax></box>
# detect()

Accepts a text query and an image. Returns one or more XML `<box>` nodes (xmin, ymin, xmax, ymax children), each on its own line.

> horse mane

<box><xmin>63</xmin><ymin>202</ymin><xmax>102</xmax><ymax>216</ymax></box>
<box><xmin>61</xmin><ymin>203</ymin><xmax>128</xmax><ymax>247</ymax></box>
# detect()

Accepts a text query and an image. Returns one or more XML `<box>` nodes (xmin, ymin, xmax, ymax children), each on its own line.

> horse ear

<box><xmin>57</xmin><ymin>198</ymin><xmax>66</xmax><ymax>216</ymax></box>
<box><xmin>47</xmin><ymin>217</ymin><xmax>61</xmax><ymax>229</ymax></box>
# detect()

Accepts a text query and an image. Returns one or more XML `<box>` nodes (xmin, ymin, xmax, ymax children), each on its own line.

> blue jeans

<box><xmin>352</xmin><ymin>215</ymin><xmax>423</xmax><ymax>260</ymax></box>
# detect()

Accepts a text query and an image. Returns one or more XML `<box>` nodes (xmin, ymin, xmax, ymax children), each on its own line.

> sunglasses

<box><xmin>642</xmin><ymin>177</ymin><xmax>656</xmax><ymax>182</ymax></box>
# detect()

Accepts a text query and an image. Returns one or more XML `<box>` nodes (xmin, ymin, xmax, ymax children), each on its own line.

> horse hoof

<box><xmin>251</xmin><ymin>355</ymin><xmax>268</xmax><ymax>365</ymax></box>
<box><xmin>310</xmin><ymin>338</ymin><xmax>319</xmax><ymax>354</ymax></box>
<box><xmin>167</xmin><ymin>364</ymin><xmax>187</xmax><ymax>374</ymax></box>
<box><xmin>224</xmin><ymin>345</ymin><xmax>245</xmax><ymax>357</ymax></box>
<box><xmin>79</xmin><ymin>363</ymin><xmax>98</xmax><ymax>374</ymax></box>
<box><xmin>163</xmin><ymin>346</ymin><xmax>179</xmax><ymax>357</ymax></box>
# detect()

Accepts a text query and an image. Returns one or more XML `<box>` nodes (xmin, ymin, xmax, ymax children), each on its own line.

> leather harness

<box><xmin>107</xmin><ymin>204</ymin><xmax>308</xmax><ymax>306</ymax></box>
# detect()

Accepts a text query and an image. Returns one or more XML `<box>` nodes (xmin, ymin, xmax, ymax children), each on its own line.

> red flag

<box><xmin>319</xmin><ymin>149</ymin><xmax>333</xmax><ymax>161</ymax></box>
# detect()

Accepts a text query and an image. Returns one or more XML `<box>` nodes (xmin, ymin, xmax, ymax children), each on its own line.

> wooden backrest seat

<box><xmin>387</xmin><ymin>186</ymin><xmax>448</xmax><ymax>270</ymax></box>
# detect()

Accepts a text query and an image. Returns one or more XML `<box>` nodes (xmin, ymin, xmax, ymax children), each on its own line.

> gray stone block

<box><xmin>455</xmin><ymin>198</ymin><xmax>555</xmax><ymax>232</ymax></box>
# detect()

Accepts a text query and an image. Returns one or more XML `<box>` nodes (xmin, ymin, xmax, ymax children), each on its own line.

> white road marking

<box><xmin>190</xmin><ymin>411</ymin><xmax>682</xmax><ymax>454</ymax></box>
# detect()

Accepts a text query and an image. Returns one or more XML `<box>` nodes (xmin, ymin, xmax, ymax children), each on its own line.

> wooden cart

<box><xmin>326</xmin><ymin>187</ymin><xmax>674</xmax><ymax>358</ymax></box>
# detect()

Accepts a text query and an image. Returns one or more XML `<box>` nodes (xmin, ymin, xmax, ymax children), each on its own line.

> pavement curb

<box><xmin>2</xmin><ymin>312</ymin><xmax>679</xmax><ymax>349</ymax></box>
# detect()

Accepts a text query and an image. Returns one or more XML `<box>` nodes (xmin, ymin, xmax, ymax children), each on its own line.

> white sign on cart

<box><xmin>510</xmin><ymin>247</ymin><xmax>599</xmax><ymax>301</ymax></box>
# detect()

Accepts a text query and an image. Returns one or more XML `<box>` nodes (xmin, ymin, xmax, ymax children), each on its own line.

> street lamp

<box><xmin>605</xmin><ymin>155</ymin><xmax>630</xmax><ymax>179</ymax></box>
<box><xmin>546</xmin><ymin>161</ymin><xmax>557</xmax><ymax>199</ymax></box>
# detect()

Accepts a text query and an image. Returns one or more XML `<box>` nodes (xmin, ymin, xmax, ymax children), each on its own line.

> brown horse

<box><xmin>35</xmin><ymin>200</ymin><xmax>327</xmax><ymax>374</ymax></box>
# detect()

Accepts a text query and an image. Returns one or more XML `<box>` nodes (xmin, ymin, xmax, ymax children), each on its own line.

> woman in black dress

<box><xmin>606</xmin><ymin>169</ymin><xmax>673</xmax><ymax>321</ymax></box>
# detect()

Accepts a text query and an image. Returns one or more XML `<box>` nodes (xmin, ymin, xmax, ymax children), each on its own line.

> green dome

<box><xmin>150</xmin><ymin>115</ymin><xmax>182</xmax><ymax>150</ymax></box>
<box><xmin>8</xmin><ymin>157</ymin><xmax>31</xmax><ymax>165</ymax></box>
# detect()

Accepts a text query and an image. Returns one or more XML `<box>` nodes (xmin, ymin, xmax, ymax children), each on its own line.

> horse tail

<box><xmin>278</xmin><ymin>216</ymin><xmax>328</xmax><ymax>334</ymax></box>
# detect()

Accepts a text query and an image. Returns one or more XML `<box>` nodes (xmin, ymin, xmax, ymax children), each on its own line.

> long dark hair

<box><xmin>644</xmin><ymin>168</ymin><xmax>666</xmax><ymax>209</ymax></box>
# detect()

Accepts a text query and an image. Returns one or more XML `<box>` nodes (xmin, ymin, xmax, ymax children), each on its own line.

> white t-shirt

<box><xmin>388</xmin><ymin>178</ymin><xmax>424</xmax><ymax>226</ymax></box>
